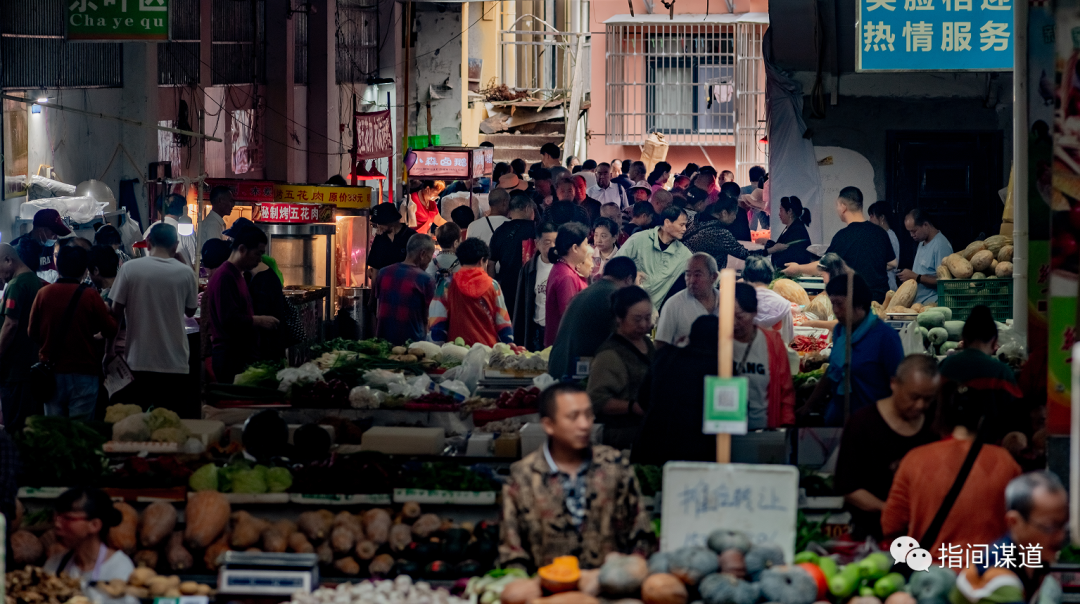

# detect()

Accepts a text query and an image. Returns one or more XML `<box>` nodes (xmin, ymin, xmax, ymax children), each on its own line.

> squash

<box><xmin>261</xmin><ymin>528</ymin><xmax>287</xmax><ymax>553</ymax></box>
<box><xmin>760</xmin><ymin>566</ymin><xmax>819</xmax><ymax>604</ymax></box>
<box><xmin>231</xmin><ymin>511</ymin><xmax>268</xmax><ymax>549</ymax></box>
<box><xmin>916</xmin><ymin>312</ymin><xmax>943</xmax><ymax>329</ymax></box>
<box><xmin>139</xmin><ymin>502</ymin><xmax>178</xmax><ymax>548</ymax></box>
<box><xmin>998</xmin><ymin>245</ymin><xmax>1013</xmax><ymax>263</ymax></box>
<box><xmin>699</xmin><ymin>572</ymin><xmax>760</xmax><ymax>604</ymax></box>
<box><xmin>668</xmin><ymin>547</ymin><xmax>719</xmax><ymax>585</ymax></box>
<box><xmin>298</xmin><ymin>511</ymin><xmax>332</xmax><ymax>541</ymax></box>
<box><xmin>924</xmin><ymin>306</ymin><xmax>952</xmax><ymax>321</ymax></box>
<box><xmin>804</xmin><ymin>293</ymin><xmax>832</xmax><ymax>321</ymax></box>
<box><xmin>936</xmin><ymin>264</ymin><xmax>952</xmax><ymax>280</ymax></box>
<box><xmin>598</xmin><ymin>553</ymin><xmax>649</xmax><ymax>597</ymax></box>
<box><xmin>942</xmin><ymin>255</ymin><xmax>974</xmax><ymax>279</ymax></box>
<box><xmin>984</xmin><ymin>235</ymin><xmax>1011</xmax><ymax>254</ymax></box>
<box><xmin>368</xmin><ymin>553</ymin><xmax>395</xmax><ymax>576</ymax></box>
<box><xmin>771</xmin><ymin>279</ymin><xmax>811</xmax><ymax>306</ymax></box>
<box><xmin>961</xmin><ymin>240</ymin><xmax>987</xmax><ymax>260</ymax></box>
<box><xmin>648</xmin><ymin>552</ymin><xmax>672</xmax><ymax>574</ymax></box>
<box><xmin>354</xmin><ymin>540</ymin><xmax>378</xmax><ymax>561</ymax></box>
<box><xmin>388</xmin><ymin>523</ymin><xmax>412</xmax><ymax>551</ymax></box>
<box><xmin>134</xmin><ymin>549</ymin><xmax>159</xmax><ymax>569</ymax></box>
<box><xmin>889</xmin><ymin>280</ymin><xmax>918</xmax><ymax>310</ymax></box>
<box><xmin>166</xmin><ymin>532</ymin><xmax>193</xmax><ymax>571</ymax></box>
<box><xmin>971</xmin><ymin>272</ymin><xmax>987</xmax><ymax>280</ymax></box>
<box><xmin>412</xmin><ymin>513</ymin><xmax>442</xmax><ymax>538</ymax></box>
<box><xmin>796</xmin><ymin>562</ymin><xmax>829</xmax><ymax>601</ymax></box>
<box><xmin>288</xmin><ymin>531</ymin><xmax>315</xmax><ymax>553</ymax></box>
<box><xmin>539</xmin><ymin>556</ymin><xmax>582</xmax><ymax>594</ymax></box>
<box><xmin>333</xmin><ymin>557</ymin><xmax>361</xmax><ymax>575</ymax></box>
<box><xmin>184</xmin><ymin>492</ymin><xmax>230</xmax><ymax>550</ymax></box>
<box><xmin>363</xmin><ymin>509</ymin><xmax>392</xmax><ymax>544</ymax></box>
<box><xmin>330</xmin><ymin>525</ymin><xmax>357</xmax><ymax>554</ymax></box>
<box><xmin>10</xmin><ymin>530</ymin><xmax>43</xmax><ymax>566</ymax></box>
<box><xmin>970</xmin><ymin>250</ymin><xmax>994</xmax><ymax>273</ymax></box>
<box><xmin>719</xmin><ymin>549</ymin><xmax>747</xmax><ymax>579</ymax></box>
<box><xmin>529</xmin><ymin>593</ymin><xmax>601</xmax><ymax>604</ymax></box>
<box><xmin>882</xmin><ymin>290</ymin><xmax>895</xmax><ymax>310</ymax></box>
<box><xmin>109</xmin><ymin>502</ymin><xmax>139</xmax><ymax>555</ymax></box>
<box><xmin>316</xmin><ymin>541</ymin><xmax>333</xmax><ymax>565</ymax></box>
<box><xmin>928</xmin><ymin>327</ymin><xmax>949</xmax><ymax>346</ymax></box>
<box><xmin>502</xmin><ymin>578</ymin><xmax>543</xmax><ymax>604</ymax></box>
<box><xmin>642</xmin><ymin>573</ymin><xmax>688</xmax><ymax>604</ymax></box>
<box><xmin>745</xmin><ymin>543</ymin><xmax>785</xmax><ymax>580</ymax></box>
<box><xmin>944</xmin><ymin>320</ymin><xmax>965</xmax><ymax>341</ymax></box>
<box><xmin>707</xmin><ymin>530</ymin><xmax>752</xmax><ymax>554</ymax></box>
<box><xmin>203</xmin><ymin>532</ymin><xmax>231</xmax><ymax>571</ymax></box>
<box><xmin>996</xmin><ymin>261</ymin><xmax>1013</xmax><ymax>278</ymax></box>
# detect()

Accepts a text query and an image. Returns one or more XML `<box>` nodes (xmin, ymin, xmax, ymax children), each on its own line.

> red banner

<box><xmin>410</xmin><ymin>150</ymin><xmax>473</xmax><ymax>178</ymax></box>
<box><xmin>205</xmin><ymin>179</ymin><xmax>276</xmax><ymax>203</ymax></box>
<box><xmin>354</xmin><ymin>110</ymin><xmax>393</xmax><ymax>161</ymax></box>
<box><xmin>255</xmin><ymin>202</ymin><xmax>323</xmax><ymax>223</ymax></box>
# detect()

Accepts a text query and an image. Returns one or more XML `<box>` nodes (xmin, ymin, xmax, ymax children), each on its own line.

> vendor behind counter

<box><xmin>44</xmin><ymin>488</ymin><xmax>136</xmax><ymax>604</ymax></box>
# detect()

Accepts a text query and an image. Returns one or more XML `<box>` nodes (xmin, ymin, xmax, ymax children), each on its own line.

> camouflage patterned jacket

<box><xmin>498</xmin><ymin>444</ymin><xmax>656</xmax><ymax>570</ymax></box>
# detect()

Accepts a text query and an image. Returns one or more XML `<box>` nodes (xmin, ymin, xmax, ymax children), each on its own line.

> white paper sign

<box><xmin>660</xmin><ymin>462</ymin><xmax>799</xmax><ymax>563</ymax></box>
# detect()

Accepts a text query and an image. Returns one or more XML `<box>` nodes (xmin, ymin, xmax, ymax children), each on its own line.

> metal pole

<box><xmin>194</xmin><ymin>109</ymin><xmax>205</xmax><ymax>277</ymax></box>
<box><xmin>1012</xmin><ymin>0</ymin><xmax>1028</xmax><ymax>346</ymax></box>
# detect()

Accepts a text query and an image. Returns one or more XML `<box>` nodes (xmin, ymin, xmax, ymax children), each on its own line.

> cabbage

<box><xmin>189</xmin><ymin>463</ymin><xmax>219</xmax><ymax>491</ymax></box>
<box><xmin>409</xmin><ymin>341</ymin><xmax>442</xmax><ymax>360</ymax></box>
<box><xmin>151</xmin><ymin>427</ymin><xmax>190</xmax><ymax>444</ymax></box>
<box><xmin>112</xmin><ymin>413</ymin><xmax>150</xmax><ymax>442</ymax></box>
<box><xmin>266</xmin><ymin>467</ymin><xmax>293</xmax><ymax>493</ymax></box>
<box><xmin>230</xmin><ymin>468</ymin><xmax>268</xmax><ymax>494</ymax></box>
<box><xmin>146</xmin><ymin>407</ymin><xmax>182</xmax><ymax>432</ymax></box>
<box><xmin>104</xmin><ymin>404</ymin><xmax>143</xmax><ymax>424</ymax></box>
<box><xmin>439</xmin><ymin>343</ymin><xmax>469</xmax><ymax>362</ymax></box>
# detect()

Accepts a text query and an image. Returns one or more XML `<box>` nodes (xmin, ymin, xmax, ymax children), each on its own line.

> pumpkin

<box><xmin>759</xmin><ymin>566</ymin><xmax>818</xmax><ymax>604</ymax></box>
<box><xmin>641</xmin><ymin>573</ymin><xmax>688</xmax><ymax>604</ymax></box>
<box><xmin>501</xmin><ymin>578</ymin><xmax>543</xmax><ymax>604</ymax></box>
<box><xmin>648</xmin><ymin>552</ymin><xmax>672</xmax><ymax>574</ymax></box>
<box><xmin>231</xmin><ymin>511</ymin><xmax>268</xmax><ymax>549</ymax></box>
<box><xmin>998</xmin><ymin>245</ymin><xmax>1013</xmax><ymax>262</ymax></box>
<box><xmin>184</xmin><ymin>491</ymin><xmax>230</xmax><ymax>549</ymax></box>
<box><xmin>796</xmin><ymin>562</ymin><xmax>828</xmax><ymax>600</ymax></box>
<box><xmin>166</xmin><ymin>532</ymin><xmax>192</xmax><ymax>571</ymax></box>
<box><xmin>540</xmin><ymin>556</ymin><xmax>582</xmax><ymax>594</ymax></box>
<box><xmin>699</xmin><ymin>572</ymin><xmax>760</xmax><ymax>604</ymax></box>
<box><xmin>961</xmin><ymin>240</ymin><xmax>987</xmax><ymax>260</ymax></box>
<box><xmin>598</xmin><ymin>553</ymin><xmax>649</xmax><ymax>597</ymax></box>
<box><xmin>996</xmin><ymin>261</ymin><xmax>1013</xmax><ymax>278</ymax></box>
<box><xmin>298</xmin><ymin>510</ymin><xmax>332</xmax><ymax>541</ymax></box>
<box><xmin>888</xmin><ymin>280</ymin><xmax>918</xmax><ymax>310</ymax></box>
<box><xmin>745</xmin><ymin>543</ymin><xmax>785</xmax><ymax>580</ymax></box>
<box><xmin>707</xmin><ymin>530</ymin><xmax>752</xmax><ymax>554</ymax></box>
<box><xmin>668</xmin><ymin>547</ymin><xmax>719</xmax><ymax>585</ymax></box>
<box><xmin>719</xmin><ymin>549</ymin><xmax>747</xmax><ymax>579</ymax></box>
<box><xmin>942</xmin><ymin>255</ymin><xmax>974</xmax><ymax>279</ymax></box>
<box><xmin>10</xmin><ymin>530</ymin><xmax>43</xmax><ymax>566</ymax></box>
<box><xmin>139</xmin><ymin>502</ymin><xmax>177</xmax><ymax>548</ymax></box>
<box><xmin>107</xmin><ymin>502</ymin><xmax>139</xmax><ymax>555</ymax></box>
<box><xmin>970</xmin><ymin>250</ymin><xmax>994</xmax><ymax>272</ymax></box>
<box><xmin>529</xmin><ymin>593</ymin><xmax>601</xmax><ymax>604</ymax></box>
<box><xmin>771</xmin><ymin>279</ymin><xmax>811</xmax><ymax>306</ymax></box>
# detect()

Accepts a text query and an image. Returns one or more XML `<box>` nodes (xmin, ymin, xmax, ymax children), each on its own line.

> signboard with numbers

<box><xmin>660</xmin><ymin>462</ymin><xmax>799</xmax><ymax>563</ymax></box>
<box><xmin>274</xmin><ymin>184</ymin><xmax>371</xmax><ymax>209</ymax></box>
<box><xmin>857</xmin><ymin>0</ymin><xmax>1013</xmax><ymax>72</ymax></box>
<box><xmin>67</xmin><ymin>0</ymin><xmax>169</xmax><ymax>41</ymax></box>
<box><xmin>703</xmin><ymin>376</ymin><xmax>749</xmax><ymax>435</ymax></box>
<box><xmin>254</xmin><ymin>203</ymin><xmax>323</xmax><ymax>224</ymax></box>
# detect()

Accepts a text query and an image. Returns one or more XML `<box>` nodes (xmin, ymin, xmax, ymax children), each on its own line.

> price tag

<box><xmin>702</xmin><ymin>376</ymin><xmax>748</xmax><ymax>435</ymax></box>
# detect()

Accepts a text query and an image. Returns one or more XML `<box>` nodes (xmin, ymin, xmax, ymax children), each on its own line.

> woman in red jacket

<box><xmin>544</xmin><ymin>222</ymin><xmax>592</xmax><ymax>347</ymax></box>
<box><xmin>732</xmin><ymin>282</ymin><xmax>796</xmax><ymax>429</ymax></box>
<box><xmin>404</xmin><ymin>180</ymin><xmax>447</xmax><ymax>234</ymax></box>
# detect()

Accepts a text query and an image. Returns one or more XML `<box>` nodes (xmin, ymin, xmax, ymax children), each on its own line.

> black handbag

<box><xmin>29</xmin><ymin>284</ymin><xmax>88</xmax><ymax>404</ymax></box>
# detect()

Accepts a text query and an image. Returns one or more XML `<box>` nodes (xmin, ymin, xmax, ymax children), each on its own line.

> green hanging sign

<box><xmin>702</xmin><ymin>376</ymin><xmax>749</xmax><ymax>435</ymax></box>
<box><xmin>66</xmin><ymin>0</ymin><xmax>169</xmax><ymax>41</ymax></box>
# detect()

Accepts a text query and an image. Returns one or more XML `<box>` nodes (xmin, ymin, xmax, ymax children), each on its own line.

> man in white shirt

<box><xmin>198</xmin><ymin>186</ymin><xmax>235</xmax><ymax>251</ymax></box>
<box><xmin>654</xmin><ymin>253</ymin><xmax>719</xmax><ymax>348</ymax></box>
<box><xmin>109</xmin><ymin>222</ymin><xmax>198</xmax><ymax>415</ymax></box>
<box><xmin>899</xmin><ymin>208</ymin><xmax>953</xmax><ymax>304</ymax></box>
<box><xmin>465</xmin><ymin>188</ymin><xmax>510</xmax><ymax>245</ymax></box>
<box><xmin>143</xmin><ymin>194</ymin><xmax>198</xmax><ymax>268</ymax></box>
<box><xmin>586</xmin><ymin>163</ymin><xmax>629</xmax><ymax>210</ymax></box>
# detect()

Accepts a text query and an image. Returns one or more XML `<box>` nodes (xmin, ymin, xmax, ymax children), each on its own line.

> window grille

<box><xmin>735</xmin><ymin>20</ymin><xmax>768</xmax><ymax>182</ymax></box>
<box><xmin>336</xmin><ymin>0</ymin><xmax>378</xmax><ymax>84</ymax></box>
<box><xmin>604</xmin><ymin>14</ymin><xmax>767</xmax><ymax>150</ymax></box>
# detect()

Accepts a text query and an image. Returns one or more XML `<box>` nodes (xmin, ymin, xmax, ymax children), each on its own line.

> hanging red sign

<box><xmin>354</xmin><ymin>110</ymin><xmax>394</xmax><ymax>161</ymax></box>
<box><xmin>410</xmin><ymin>150</ymin><xmax>473</xmax><ymax>178</ymax></box>
<box><xmin>205</xmin><ymin>179</ymin><xmax>276</xmax><ymax>203</ymax></box>
<box><xmin>254</xmin><ymin>202</ymin><xmax>323</xmax><ymax>224</ymax></box>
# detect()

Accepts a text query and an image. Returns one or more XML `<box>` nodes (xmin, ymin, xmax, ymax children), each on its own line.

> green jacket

<box><xmin>614</xmin><ymin>227</ymin><xmax>692</xmax><ymax>307</ymax></box>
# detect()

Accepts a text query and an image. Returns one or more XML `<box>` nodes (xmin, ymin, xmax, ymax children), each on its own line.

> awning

<box><xmin>602</xmin><ymin>12</ymin><xmax>769</xmax><ymax>25</ymax></box>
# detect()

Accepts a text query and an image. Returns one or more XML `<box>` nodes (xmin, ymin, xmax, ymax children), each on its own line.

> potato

<box><xmin>391</xmin><ymin>346</ymin><xmax>408</xmax><ymax>355</ymax></box>
<box><xmin>179</xmin><ymin>582</ymin><xmax>200</xmax><ymax>596</ymax></box>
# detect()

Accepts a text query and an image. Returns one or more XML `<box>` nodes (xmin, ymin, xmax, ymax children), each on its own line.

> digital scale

<box><xmin>217</xmin><ymin>551</ymin><xmax>320</xmax><ymax>595</ymax></box>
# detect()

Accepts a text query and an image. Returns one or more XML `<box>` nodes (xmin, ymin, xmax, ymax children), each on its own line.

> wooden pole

<box><xmin>716</xmin><ymin>268</ymin><xmax>736</xmax><ymax>463</ymax></box>
<box><xmin>843</xmin><ymin>270</ymin><xmax>854</xmax><ymax>424</ymax></box>
<box><xmin>563</xmin><ymin>33</ymin><xmax>586</xmax><ymax>163</ymax></box>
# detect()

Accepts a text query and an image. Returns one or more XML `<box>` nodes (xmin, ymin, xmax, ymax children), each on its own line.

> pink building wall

<box><xmin>586</xmin><ymin>0</ymin><xmax>768</xmax><ymax>176</ymax></box>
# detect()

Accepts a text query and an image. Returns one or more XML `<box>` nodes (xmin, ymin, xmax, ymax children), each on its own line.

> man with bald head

<box><xmin>0</xmin><ymin>240</ymin><xmax>44</xmax><ymax>432</ymax></box>
<box><xmin>834</xmin><ymin>354</ymin><xmax>941</xmax><ymax>540</ymax></box>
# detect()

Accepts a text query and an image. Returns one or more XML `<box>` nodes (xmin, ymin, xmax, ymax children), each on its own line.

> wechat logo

<box><xmin>890</xmin><ymin>536</ymin><xmax>932</xmax><ymax>572</ymax></box>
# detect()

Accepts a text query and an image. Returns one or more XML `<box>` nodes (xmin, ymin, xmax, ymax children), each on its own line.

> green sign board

<box><xmin>702</xmin><ymin>376</ymin><xmax>748</xmax><ymax>435</ymax></box>
<box><xmin>67</xmin><ymin>0</ymin><xmax>169</xmax><ymax>41</ymax></box>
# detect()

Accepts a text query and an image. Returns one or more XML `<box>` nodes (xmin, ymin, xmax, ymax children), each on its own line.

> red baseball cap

<box><xmin>33</xmin><ymin>209</ymin><xmax>72</xmax><ymax>237</ymax></box>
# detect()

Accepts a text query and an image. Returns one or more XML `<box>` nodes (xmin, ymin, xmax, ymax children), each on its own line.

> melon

<box><xmin>771</xmin><ymin>279</ymin><xmax>811</xmax><ymax>306</ymax></box>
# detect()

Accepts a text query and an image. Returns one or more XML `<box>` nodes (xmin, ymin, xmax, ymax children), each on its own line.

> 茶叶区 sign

<box><xmin>67</xmin><ymin>0</ymin><xmax>169</xmax><ymax>41</ymax></box>
<box><xmin>274</xmin><ymin>185</ymin><xmax>371</xmax><ymax>210</ymax></box>
<box><xmin>857</xmin><ymin>0</ymin><xmax>1013</xmax><ymax>72</ymax></box>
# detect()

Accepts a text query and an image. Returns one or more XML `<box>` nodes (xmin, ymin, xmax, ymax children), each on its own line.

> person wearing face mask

<box><xmin>512</xmin><ymin>223</ymin><xmax>559</xmax><ymax>351</ymax></box>
<box><xmin>367</xmin><ymin>204</ymin><xmax>419</xmax><ymax>281</ymax></box>
<box><xmin>586</xmin><ymin>286</ymin><xmax>655</xmax><ymax>450</ymax></box>
<box><xmin>544</xmin><ymin>222</ymin><xmax>592</xmax><ymax>347</ymax></box>
<box><xmin>402</xmin><ymin>180</ymin><xmax>448</xmax><ymax>235</ymax></box>
<box><xmin>13</xmin><ymin>208</ymin><xmax>71</xmax><ymax>283</ymax></box>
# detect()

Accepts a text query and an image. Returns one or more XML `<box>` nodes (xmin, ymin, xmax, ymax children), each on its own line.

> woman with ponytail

<box><xmin>767</xmin><ymin>195</ymin><xmax>819</xmax><ymax>267</ymax></box>
<box><xmin>544</xmin><ymin>222</ymin><xmax>592</xmax><ymax>347</ymax></box>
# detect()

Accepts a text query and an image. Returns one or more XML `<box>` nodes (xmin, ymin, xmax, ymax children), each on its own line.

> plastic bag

<box><xmin>438</xmin><ymin>379</ymin><xmax>470</xmax><ymax>401</ymax></box>
<box><xmin>349</xmin><ymin>386</ymin><xmax>386</xmax><ymax>409</ymax></box>
<box><xmin>20</xmin><ymin>197</ymin><xmax>107</xmax><ymax>224</ymax></box>
<box><xmin>362</xmin><ymin>369</ymin><xmax>407</xmax><ymax>390</ymax></box>
<box><xmin>532</xmin><ymin>374</ymin><xmax>556</xmax><ymax>391</ymax></box>
<box><xmin>118</xmin><ymin>211</ymin><xmax>143</xmax><ymax>250</ymax></box>
<box><xmin>387</xmin><ymin>374</ymin><xmax>432</xmax><ymax>399</ymax></box>
<box><xmin>456</xmin><ymin>345</ymin><xmax>490</xmax><ymax>395</ymax></box>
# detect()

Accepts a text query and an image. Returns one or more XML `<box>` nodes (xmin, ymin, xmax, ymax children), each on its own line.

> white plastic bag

<box><xmin>20</xmin><ymin>197</ymin><xmax>106</xmax><ymax>224</ymax></box>
<box><xmin>438</xmin><ymin>379</ymin><xmax>470</xmax><ymax>401</ymax></box>
<box><xmin>388</xmin><ymin>374</ymin><xmax>432</xmax><ymax>399</ymax></box>
<box><xmin>532</xmin><ymin>374</ymin><xmax>556</xmax><ymax>391</ymax></box>
<box><xmin>456</xmin><ymin>345</ymin><xmax>490</xmax><ymax>395</ymax></box>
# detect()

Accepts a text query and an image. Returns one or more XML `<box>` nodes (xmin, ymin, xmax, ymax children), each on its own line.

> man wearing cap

<box><xmin>12</xmin><ymin>209</ymin><xmax>71</xmax><ymax>282</ymax></box>
<box><xmin>367</xmin><ymin>204</ymin><xmax>419</xmax><ymax>282</ymax></box>
<box><xmin>628</xmin><ymin>183</ymin><xmax>652</xmax><ymax>206</ymax></box>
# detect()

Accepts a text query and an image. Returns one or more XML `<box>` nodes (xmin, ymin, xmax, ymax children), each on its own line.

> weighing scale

<box><xmin>218</xmin><ymin>552</ymin><xmax>319</xmax><ymax>595</ymax></box>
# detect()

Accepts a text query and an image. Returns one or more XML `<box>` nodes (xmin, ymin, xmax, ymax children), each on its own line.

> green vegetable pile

<box><xmin>793</xmin><ymin>367</ymin><xmax>826</xmax><ymax>390</ymax></box>
<box><xmin>189</xmin><ymin>460</ymin><xmax>293</xmax><ymax>494</ymax></box>
<box><xmin>16</xmin><ymin>416</ymin><xmax>108</xmax><ymax>487</ymax></box>
<box><xmin>634</xmin><ymin>464</ymin><xmax>662</xmax><ymax>497</ymax></box>
<box><xmin>233</xmin><ymin>359</ymin><xmax>288</xmax><ymax>389</ymax></box>
<box><xmin>310</xmin><ymin>338</ymin><xmax>392</xmax><ymax>358</ymax></box>
<box><xmin>397</xmin><ymin>462</ymin><xmax>500</xmax><ymax>492</ymax></box>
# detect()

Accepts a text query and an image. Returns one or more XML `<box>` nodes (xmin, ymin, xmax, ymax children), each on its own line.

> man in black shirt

<box><xmin>488</xmin><ymin>193</ymin><xmax>538</xmax><ymax>310</ymax></box>
<box><xmin>367</xmin><ymin>203</ymin><xmax>418</xmax><ymax>280</ymax></box>
<box><xmin>782</xmin><ymin>186</ymin><xmax>896</xmax><ymax>302</ymax></box>
<box><xmin>833</xmin><ymin>355</ymin><xmax>940</xmax><ymax>540</ymax></box>
<box><xmin>718</xmin><ymin>182</ymin><xmax>752</xmax><ymax>241</ymax></box>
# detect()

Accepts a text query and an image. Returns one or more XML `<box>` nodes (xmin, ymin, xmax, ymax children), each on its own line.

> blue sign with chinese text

<box><xmin>857</xmin><ymin>0</ymin><xmax>1013</xmax><ymax>71</ymax></box>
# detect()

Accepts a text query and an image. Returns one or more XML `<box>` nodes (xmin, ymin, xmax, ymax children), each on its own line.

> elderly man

<box><xmin>654</xmin><ymin>253</ymin><xmax>718</xmax><ymax>348</ymax></box>
<box><xmin>587</xmin><ymin>163</ymin><xmax>629</xmax><ymax>210</ymax></box>
<box><xmin>374</xmin><ymin>234</ymin><xmax>436</xmax><ymax>345</ymax></box>
<box><xmin>952</xmin><ymin>472</ymin><xmax>1069</xmax><ymax>604</ymax></box>
<box><xmin>834</xmin><ymin>355</ymin><xmax>940</xmax><ymax>540</ymax></box>
<box><xmin>500</xmin><ymin>383</ymin><xmax>655</xmax><ymax>571</ymax></box>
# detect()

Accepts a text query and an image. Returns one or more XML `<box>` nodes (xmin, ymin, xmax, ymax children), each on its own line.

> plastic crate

<box><xmin>936</xmin><ymin>278</ymin><xmax>1013</xmax><ymax>322</ymax></box>
<box><xmin>407</xmin><ymin>134</ymin><xmax>440</xmax><ymax>148</ymax></box>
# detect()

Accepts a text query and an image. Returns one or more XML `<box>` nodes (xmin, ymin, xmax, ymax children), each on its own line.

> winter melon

<box><xmin>928</xmin><ymin>327</ymin><xmax>949</xmax><ymax>346</ymax></box>
<box><xmin>916</xmin><ymin>312</ymin><xmax>944</xmax><ymax>329</ymax></box>
<box><xmin>941</xmin><ymin>342</ymin><xmax>960</xmax><ymax>354</ymax></box>
<box><xmin>924</xmin><ymin>306</ymin><xmax>953</xmax><ymax>321</ymax></box>
<box><xmin>943</xmin><ymin>320</ymin><xmax>964</xmax><ymax>341</ymax></box>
